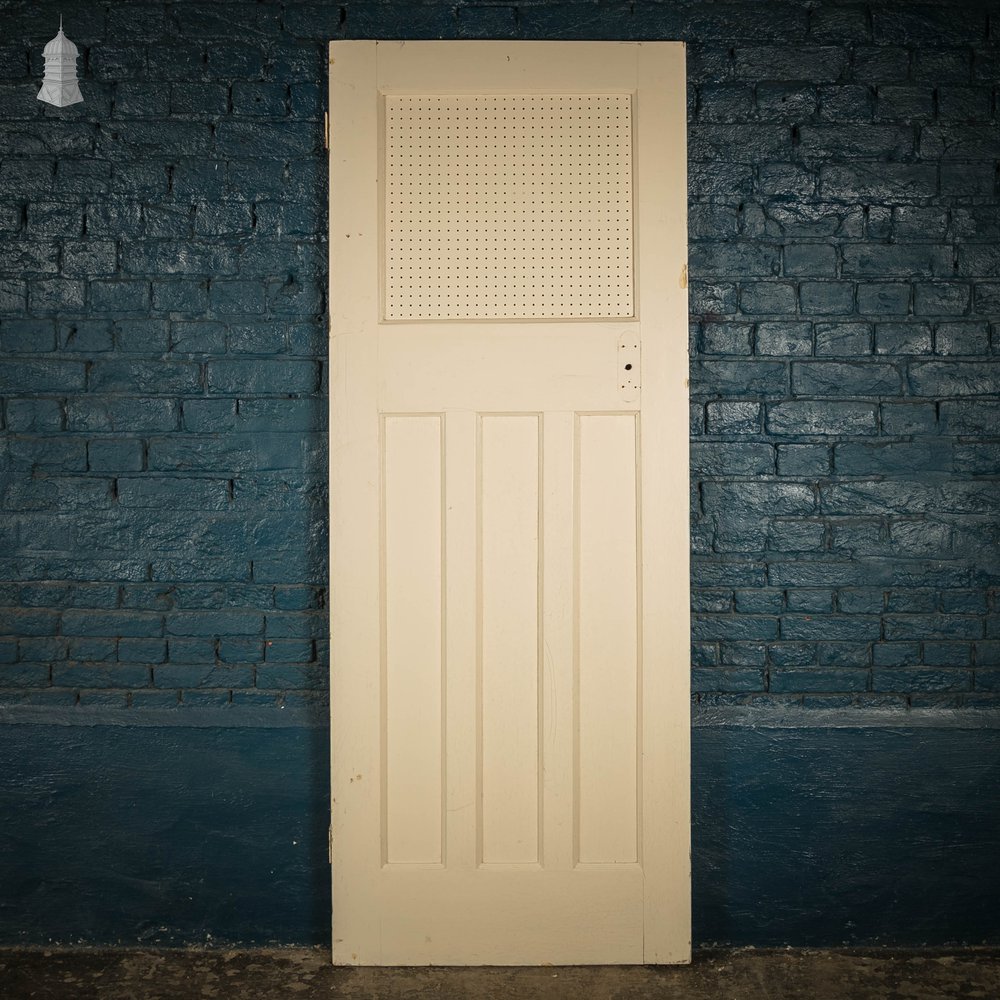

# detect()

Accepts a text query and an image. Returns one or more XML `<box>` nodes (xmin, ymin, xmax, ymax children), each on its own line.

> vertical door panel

<box><xmin>575</xmin><ymin>414</ymin><xmax>640</xmax><ymax>865</ymax></box>
<box><xmin>478</xmin><ymin>415</ymin><xmax>541</xmax><ymax>866</ymax></box>
<box><xmin>382</xmin><ymin>415</ymin><xmax>444</xmax><ymax>865</ymax></box>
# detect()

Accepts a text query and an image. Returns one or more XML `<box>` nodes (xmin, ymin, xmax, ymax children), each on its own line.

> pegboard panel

<box><xmin>383</xmin><ymin>94</ymin><xmax>634</xmax><ymax>321</ymax></box>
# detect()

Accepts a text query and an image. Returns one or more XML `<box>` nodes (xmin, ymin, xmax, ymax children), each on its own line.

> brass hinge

<box><xmin>324</xmin><ymin>110</ymin><xmax>329</xmax><ymax>151</ymax></box>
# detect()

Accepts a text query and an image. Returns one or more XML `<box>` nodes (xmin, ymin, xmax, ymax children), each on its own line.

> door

<box><xmin>329</xmin><ymin>40</ymin><xmax>689</xmax><ymax>965</ymax></box>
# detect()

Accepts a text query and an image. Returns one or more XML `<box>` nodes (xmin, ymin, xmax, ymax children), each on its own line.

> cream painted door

<box><xmin>329</xmin><ymin>40</ymin><xmax>689</xmax><ymax>966</ymax></box>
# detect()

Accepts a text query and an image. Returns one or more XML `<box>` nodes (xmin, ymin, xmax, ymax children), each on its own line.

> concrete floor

<box><xmin>1</xmin><ymin>948</ymin><xmax>999</xmax><ymax>1000</ymax></box>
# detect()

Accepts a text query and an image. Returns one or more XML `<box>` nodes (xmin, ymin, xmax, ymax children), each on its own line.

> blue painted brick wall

<box><xmin>0</xmin><ymin>0</ymin><xmax>998</xmax><ymax>714</ymax></box>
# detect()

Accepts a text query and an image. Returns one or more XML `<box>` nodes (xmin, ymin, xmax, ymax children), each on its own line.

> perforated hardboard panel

<box><xmin>383</xmin><ymin>94</ymin><xmax>634</xmax><ymax>321</ymax></box>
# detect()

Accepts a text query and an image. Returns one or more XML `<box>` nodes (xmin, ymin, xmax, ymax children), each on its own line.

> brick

<box><xmin>843</xmin><ymin>245</ymin><xmax>953</xmax><ymax>279</ymax></box>
<box><xmin>953</xmin><ymin>443</ymin><xmax>1000</xmax><ymax>475</ymax></box>
<box><xmin>5</xmin><ymin>399</ymin><xmax>63</xmax><ymax>432</ymax></box>
<box><xmin>255</xmin><ymin>665</ymin><xmax>325</xmax><ymax>690</ymax></box>
<box><xmin>974</xmin><ymin>284</ymin><xmax>1000</xmax><ymax>314</ymax></box>
<box><xmin>923</xmin><ymin>642</ymin><xmax>973</xmax><ymax>667</ymax></box>
<box><xmin>58</xmin><ymin>320</ymin><xmax>114</xmax><ymax>353</ymax></box>
<box><xmin>767</xmin><ymin>401</ymin><xmax>878</xmax><ymax>436</ymax></box>
<box><xmin>170</xmin><ymin>83</ymin><xmax>228</xmax><ymax>116</ymax></box>
<box><xmin>29</xmin><ymin>279</ymin><xmax>86</xmax><ymax>314</ymax></box>
<box><xmin>786</xmin><ymin>589</ymin><xmax>834</xmax><ymax>613</ymax></box>
<box><xmin>770</xmin><ymin>667</ymin><xmax>868</xmax><ymax>692</ymax></box>
<box><xmin>253</xmin><ymin>202</ymin><xmax>321</xmax><ymax>238</ymax></box>
<box><xmin>698</xmin><ymin>84</ymin><xmax>754</xmax><ymax>122</ymax></box>
<box><xmin>755</xmin><ymin>84</ymin><xmax>816</xmax><ymax>121</ymax></box>
<box><xmin>700</xmin><ymin>322</ymin><xmax>752</xmax><ymax>356</ymax></box>
<box><xmin>922</xmin><ymin>125</ymin><xmax>1000</xmax><ymax>161</ymax></box>
<box><xmin>815</xmin><ymin>322</ymin><xmax>871</xmax><ymax>356</ymax></box>
<box><xmin>231</xmin><ymin>82</ymin><xmax>287</xmax><ymax>117</ymax></box>
<box><xmin>816</xmin><ymin>643</ymin><xmax>871</xmax><ymax>667</ymax></box>
<box><xmin>0</xmin><ymin>279</ymin><xmax>26</xmax><ymax>314</ymax></box>
<box><xmin>690</xmin><ymin>242</ymin><xmax>779</xmax><ymax>279</ymax></box>
<box><xmin>733</xmin><ymin>590</ymin><xmax>784</xmax><ymax>614</ymax></box>
<box><xmin>799</xmin><ymin>124</ymin><xmax>913</xmax><ymax>159</ymax></box>
<box><xmin>873</xmin><ymin>668</ymin><xmax>971</xmax><ymax>693</ymax></box>
<box><xmin>62</xmin><ymin>611</ymin><xmax>163</xmax><ymax>638</ymax></box>
<box><xmin>88</xmin><ymin>360</ymin><xmax>200</xmax><ymax>394</ymax></box>
<box><xmin>209</xmin><ymin>281</ymin><xmax>266</xmax><ymax>316</ymax></box>
<box><xmin>0</xmin><ymin>240</ymin><xmax>59</xmax><ymax>274</ymax></box>
<box><xmin>776</xmin><ymin>444</ymin><xmax>831</xmax><ymax>477</ymax></box>
<box><xmin>758</xmin><ymin>163</ymin><xmax>815</xmax><ymax>199</ymax></box>
<box><xmin>264</xmin><ymin>639</ymin><xmax>314</xmax><ymax>663</ymax></box>
<box><xmin>113</xmin><ymin>319</ymin><xmax>170</xmax><ymax>354</ymax></box>
<box><xmin>756</xmin><ymin>321</ymin><xmax>813</xmax><ymax>356</ymax></box>
<box><xmin>117</xmin><ymin>639</ymin><xmax>167</xmax><ymax>664</ymax></box>
<box><xmin>121</xmin><ymin>241</ymin><xmax>238</xmax><ymax>277</ymax></box>
<box><xmin>817</xmin><ymin>85</ymin><xmax>873</xmax><ymax>122</ymax></box>
<box><xmin>207</xmin><ymin>359</ymin><xmax>318</xmax><ymax>395</ymax></box>
<box><xmin>941</xmin><ymin>591</ymin><xmax>988</xmax><ymax>614</ymax></box>
<box><xmin>113</xmin><ymin>82</ymin><xmax>170</xmax><ymax>117</ymax></box>
<box><xmin>799</xmin><ymin>282</ymin><xmax>855</xmax><ymax>315</ymax></box>
<box><xmin>153</xmin><ymin>281</ymin><xmax>210</xmax><ymax>315</ymax></box>
<box><xmin>0</xmin><ymin>360</ymin><xmax>86</xmax><ymax>393</ymax></box>
<box><xmin>957</xmin><ymin>246</ymin><xmax>1000</xmax><ymax>280</ymax></box>
<box><xmin>165</xmin><ymin>612</ymin><xmax>264</xmax><ymax>638</ymax></box>
<box><xmin>692</xmin><ymin>668</ymin><xmax>764</xmax><ymax>693</ymax></box>
<box><xmin>692</xmin><ymin>615</ymin><xmax>779</xmax><ymax>642</ymax></box>
<box><xmin>852</xmin><ymin>46</ymin><xmax>910</xmax><ymax>83</ymax></box>
<box><xmin>506</xmin><ymin>3</ymin><xmax>625</xmax><ymax>40</ymax></box>
<box><xmin>909</xmin><ymin>362</ymin><xmax>1000</xmax><ymax>397</ymax></box>
<box><xmin>1</xmin><ymin>318</ymin><xmax>56</xmax><ymax>353</ymax></box>
<box><xmin>881</xmin><ymin>402</ymin><xmax>938</xmax><ymax>436</ymax></box>
<box><xmin>740</xmin><ymin>282</ymin><xmax>797</xmax><ymax>314</ymax></box>
<box><xmin>792</xmin><ymin>361</ymin><xmax>902</xmax><ymax>396</ymax></box>
<box><xmin>171</xmin><ymin>161</ymin><xmax>227</xmax><ymax>200</ymax></box>
<box><xmin>857</xmin><ymin>283</ymin><xmax>910</xmax><ymax>316</ymax></box>
<box><xmin>170</xmin><ymin>321</ymin><xmax>227</xmax><ymax>354</ymax></box>
<box><xmin>706</xmin><ymin>401</ymin><xmax>761</xmax><ymax>435</ymax></box>
<box><xmin>689</xmin><ymin>124</ymin><xmax>791</xmax><ymax>163</ymax></box>
<box><xmin>734</xmin><ymin>46</ymin><xmax>847</xmax><ymax>82</ymax></box>
<box><xmin>691</xmin><ymin>589</ymin><xmax>733</xmax><ymax>612</ymax></box>
<box><xmin>940</xmin><ymin>164</ymin><xmax>995</xmax><ymax>198</ymax></box>
<box><xmin>876</xmin><ymin>6</ymin><xmax>986</xmax><ymax>46</ymax></box>
<box><xmin>66</xmin><ymin>397</ymin><xmax>178</xmax><ymax>434</ymax></box>
<box><xmin>689</xmin><ymin>163</ymin><xmax>752</xmax><ymax>200</ymax></box>
<box><xmin>26</xmin><ymin>202</ymin><xmax>84</xmax><ymax>238</ymax></box>
<box><xmin>820</xmin><ymin>163</ymin><xmax>937</xmax><ymax>202</ymax></box>
<box><xmin>875</xmin><ymin>323</ymin><xmax>932</xmax><ymax>356</ymax></box>
<box><xmin>823</xmin><ymin>481</ymin><xmax>998</xmax><ymax>517</ymax></box>
<box><xmin>62</xmin><ymin>241</ymin><xmax>117</xmax><ymax>277</ymax></box>
<box><xmin>266</xmin><ymin>278</ymin><xmax>323</xmax><ymax>318</ymax></box>
<box><xmin>768</xmin><ymin>642</ymin><xmax>816</xmax><ymax>666</ymax></box>
<box><xmin>0</xmin><ymin>665</ymin><xmax>51</xmax><ymax>688</ymax></box>
<box><xmin>182</xmin><ymin>399</ymin><xmax>237</xmax><ymax>433</ymax></box>
<box><xmin>810</xmin><ymin>6</ymin><xmax>870</xmax><ymax>43</ymax></box>
<box><xmin>875</xmin><ymin>86</ymin><xmax>934</xmax><ymax>122</ymax></box>
<box><xmin>87</xmin><ymin>439</ymin><xmax>144</xmax><ymax>473</ymax></box>
<box><xmin>835</xmin><ymin>441</ymin><xmax>951</xmax><ymax>476</ymax></box>
<box><xmin>214</xmin><ymin>121</ymin><xmax>318</xmax><ymax>158</ymax></box>
<box><xmin>144</xmin><ymin>204</ymin><xmax>194</xmax><ymax>239</ymax></box>
<box><xmin>703</xmin><ymin>482</ymin><xmax>816</xmax><ymax>518</ymax></box>
<box><xmin>155</xmin><ymin>664</ymin><xmax>254</xmax><ymax>689</ymax></box>
<box><xmin>887</xmin><ymin>592</ymin><xmax>938</xmax><ymax>614</ymax></box>
<box><xmin>913</xmin><ymin>282</ymin><xmax>972</xmax><ymax>316</ymax></box>
<box><xmin>691</xmin><ymin>442</ymin><xmax>774</xmax><ymax>476</ymax></box>
<box><xmin>784</xmin><ymin>244</ymin><xmax>837</xmax><ymax>278</ymax></box>
<box><xmin>952</xmin><ymin>206</ymin><xmax>1000</xmax><ymax>241</ymax></box>
<box><xmin>691</xmin><ymin>360</ymin><xmax>787</xmax><ymax>397</ymax></box>
<box><xmin>89</xmin><ymin>280</ymin><xmax>150</xmax><ymax>313</ymax></box>
<box><xmin>218</xmin><ymin>638</ymin><xmax>264</xmax><ymax>664</ymax></box>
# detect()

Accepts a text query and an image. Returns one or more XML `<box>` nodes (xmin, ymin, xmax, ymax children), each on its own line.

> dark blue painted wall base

<box><xmin>2</xmin><ymin>714</ymin><xmax>998</xmax><ymax>949</ymax></box>
<box><xmin>0</xmin><ymin>721</ymin><xmax>331</xmax><ymax>947</ymax></box>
